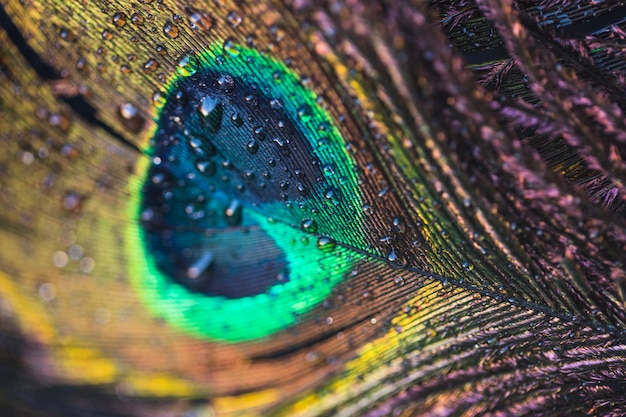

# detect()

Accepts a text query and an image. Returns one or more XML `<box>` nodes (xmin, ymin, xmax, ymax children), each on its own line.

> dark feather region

<box><xmin>140</xmin><ymin>66</ymin><xmax>325</xmax><ymax>298</ymax></box>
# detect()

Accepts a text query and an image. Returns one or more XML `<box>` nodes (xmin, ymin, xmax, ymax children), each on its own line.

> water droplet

<box><xmin>163</xmin><ymin>21</ymin><xmax>179</xmax><ymax>38</ymax></box>
<box><xmin>197</xmin><ymin>96</ymin><xmax>223</xmax><ymax>132</ymax></box>
<box><xmin>187</xmin><ymin>251</ymin><xmax>214</xmax><ymax>279</ymax></box>
<box><xmin>39</xmin><ymin>283</ymin><xmax>57</xmax><ymax>302</ymax></box>
<box><xmin>324</xmin><ymin>188</ymin><xmax>341</xmax><ymax>206</ymax></box>
<box><xmin>152</xmin><ymin>91</ymin><xmax>167</xmax><ymax>108</ymax></box>
<box><xmin>102</xmin><ymin>29</ymin><xmax>114</xmax><ymax>40</ymax></box>
<box><xmin>156</xmin><ymin>44</ymin><xmax>167</xmax><ymax>56</ymax></box>
<box><xmin>64</xmin><ymin>191</ymin><xmax>83</xmax><ymax>212</ymax></box>
<box><xmin>316</xmin><ymin>236</ymin><xmax>336</xmax><ymax>251</ymax></box>
<box><xmin>270</xmin><ymin>98</ymin><xmax>283</xmax><ymax>109</ymax></box>
<box><xmin>323</xmin><ymin>163</ymin><xmax>335</xmax><ymax>177</ymax></box>
<box><xmin>53</xmin><ymin>251</ymin><xmax>69</xmax><ymax>268</ymax></box>
<box><xmin>112</xmin><ymin>12</ymin><xmax>127</xmax><ymax>27</ymax></box>
<box><xmin>301</xmin><ymin>218</ymin><xmax>317</xmax><ymax>233</ymax></box>
<box><xmin>393</xmin><ymin>217</ymin><xmax>406</xmax><ymax>234</ymax></box>
<box><xmin>224</xmin><ymin>200</ymin><xmax>242</xmax><ymax>226</ymax></box>
<box><xmin>230</xmin><ymin>111</ymin><xmax>244</xmax><ymax>127</ymax></box>
<box><xmin>195</xmin><ymin>160</ymin><xmax>216</xmax><ymax>176</ymax></box>
<box><xmin>143</xmin><ymin>58</ymin><xmax>159</xmax><ymax>73</ymax></box>
<box><xmin>296</xmin><ymin>183</ymin><xmax>309</xmax><ymax>196</ymax></box>
<box><xmin>187</xmin><ymin>10</ymin><xmax>214</xmax><ymax>32</ymax></box>
<box><xmin>174</xmin><ymin>89</ymin><xmax>187</xmax><ymax>103</ymax></box>
<box><xmin>272</xmin><ymin>70</ymin><xmax>283</xmax><ymax>82</ymax></box>
<box><xmin>119</xmin><ymin>102</ymin><xmax>137</xmax><ymax>119</ymax></box>
<box><xmin>176</xmin><ymin>54</ymin><xmax>197</xmax><ymax>76</ymax></box>
<box><xmin>272</xmin><ymin>137</ymin><xmax>290</xmax><ymax>155</ymax></box>
<box><xmin>253</xmin><ymin>126</ymin><xmax>265</xmax><ymax>140</ymax></box>
<box><xmin>217</xmin><ymin>74</ymin><xmax>234</xmax><ymax>92</ymax></box>
<box><xmin>131</xmin><ymin>12</ymin><xmax>145</xmax><ymax>25</ymax></box>
<box><xmin>117</xmin><ymin>103</ymin><xmax>145</xmax><ymax>132</ymax></box>
<box><xmin>387</xmin><ymin>248</ymin><xmax>398</xmax><ymax>262</ymax></box>
<box><xmin>297</xmin><ymin>105</ymin><xmax>312</xmax><ymax>122</ymax></box>
<box><xmin>223</xmin><ymin>38</ymin><xmax>241</xmax><ymax>58</ymax></box>
<box><xmin>59</xmin><ymin>28</ymin><xmax>75</xmax><ymax>42</ymax></box>
<box><xmin>227</xmin><ymin>10</ymin><xmax>242</xmax><ymax>27</ymax></box>
<box><xmin>246</xmin><ymin>139</ymin><xmax>259</xmax><ymax>154</ymax></box>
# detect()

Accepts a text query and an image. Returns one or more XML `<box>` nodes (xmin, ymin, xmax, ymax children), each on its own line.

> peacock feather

<box><xmin>1</xmin><ymin>0</ymin><xmax>626</xmax><ymax>415</ymax></box>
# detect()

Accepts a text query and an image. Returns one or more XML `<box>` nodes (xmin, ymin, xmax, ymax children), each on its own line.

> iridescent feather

<box><xmin>1</xmin><ymin>0</ymin><xmax>626</xmax><ymax>416</ymax></box>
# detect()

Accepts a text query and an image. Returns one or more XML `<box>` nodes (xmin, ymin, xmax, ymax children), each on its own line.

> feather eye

<box><xmin>2</xmin><ymin>0</ymin><xmax>626</xmax><ymax>416</ymax></box>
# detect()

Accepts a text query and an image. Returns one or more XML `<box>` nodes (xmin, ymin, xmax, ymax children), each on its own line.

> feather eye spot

<box><xmin>126</xmin><ymin>43</ymin><xmax>364</xmax><ymax>342</ymax></box>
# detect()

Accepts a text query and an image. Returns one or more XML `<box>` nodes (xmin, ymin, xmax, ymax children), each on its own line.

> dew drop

<box><xmin>156</xmin><ymin>44</ymin><xmax>168</xmax><ymax>56</ymax></box>
<box><xmin>230</xmin><ymin>111</ymin><xmax>244</xmax><ymax>127</ymax></box>
<box><xmin>197</xmin><ymin>96</ymin><xmax>223</xmax><ymax>132</ymax></box>
<box><xmin>323</xmin><ymin>163</ymin><xmax>335</xmax><ymax>177</ymax></box>
<box><xmin>152</xmin><ymin>91</ymin><xmax>167</xmax><ymax>108</ymax></box>
<box><xmin>176</xmin><ymin>54</ymin><xmax>197</xmax><ymax>76</ymax></box>
<box><xmin>131</xmin><ymin>12</ymin><xmax>145</xmax><ymax>25</ymax></box>
<box><xmin>270</xmin><ymin>98</ymin><xmax>283</xmax><ymax>109</ymax></box>
<box><xmin>272</xmin><ymin>137</ymin><xmax>290</xmax><ymax>155</ymax></box>
<box><xmin>117</xmin><ymin>103</ymin><xmax>145</xmax><ymax>132</ymax></box>
<box><xmin>253</xmin><ymin>126</ymin><xmax>266</xmax><ymax>140</ymax></box>
<box><xmin>317</xmin><ymin>236</ymin><xmax>336</xmax><ymax>251</ymax></box>
<box><xmin>324</xmin><ymin>188</ymin><xmax>341</xmax><ymax>206</ymax></box>
<box><xmin>296</xmin><ymin>182</ymin><xmax>309</xmax><ymax>196</ymax></box>
<box><xmin>187</xmin><ymin>251</ymin><xmax>214</xmax><ymax>279</ymax></box>
<box><xmin>297</xmin><ymin>105</ymin><xmax>312</xmax><ymax>122</ymax></box>
<box><xmin>301</xmin><ymin>218</ymin><xmax>318</xmax><ymax>233</ymax></box>
<box><xmin>223</xmin><ymin>38</ymin><xmax>241</xmax><ymax>58</ymax></box>
<box><xmin>393</xmin><ymin>217</ymin><xmax>406</xmax><ymax>234</ymax></box>
<box><xmin>163</xmin><ymin>21</ymin><xmax>179</xmax><ymax>38</ymax></box>
<box><xmin>246</xmin><ymin>139</ymin><xmax>259</xmax><ymax>154</ymax></box>
<box><xmin>227</xmin><ymin>10</ymin><xmax>243</xmax><ymax>27</ymax></box>
<box><xmin>112</xmin><ymin>12</ymin><xmax>127</xmax><ymax>27</ymax></box>
<box><xmin>188</xmin><ymin>10</ymin><xmax>214</xmax><ymax>32</ymax></box>
<box><xmin>217</xmin><ymin>74</ymin><xmax>235</xmax><ymax>91</ymax></box>
<box><xmin>224</xmin><ymin>199</ymin><xmax>242</xmax><ymax>226</ymax></box>
<box><xmin>143</xmin><ymin>58</ymin><xmax>160</xmax><ymax>73</ymax></box>
<box><xmin>195</xmin><ymin>160</ymin><xmax>216</xmax><ymax>176</ymax></box>
<box><xmin>39</xmin><ymin>283</ymin><xmax>57</xmax><ymax>303</ymax></box>
<box><xmin>102</xmin><ymin>29</ymin><xmax>114</xmax><ymax>40</ymax></box>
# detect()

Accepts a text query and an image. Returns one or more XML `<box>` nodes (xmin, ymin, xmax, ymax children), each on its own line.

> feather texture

<box><xmin>1</xmin><ymin>0</ymin><xmax>626</xmax><ymax>416</ymax></box>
